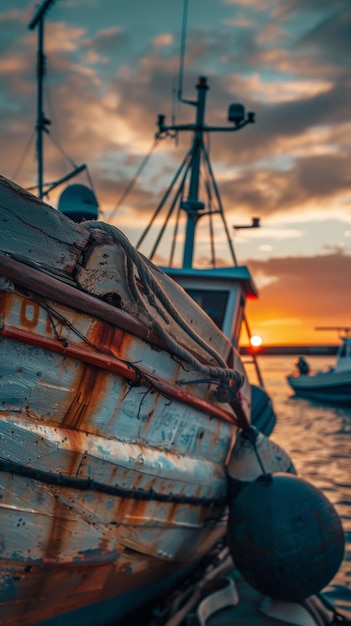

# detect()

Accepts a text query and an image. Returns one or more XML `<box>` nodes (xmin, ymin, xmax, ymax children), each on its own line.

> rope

<box><xmin>82</xmin><ymin>221</ymin><xmax>244</xmax><ymax>388</ymax></box>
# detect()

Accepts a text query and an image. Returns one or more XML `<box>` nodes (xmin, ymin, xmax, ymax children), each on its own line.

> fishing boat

<box><xmin>287</xmin><ymin>327</ymin><xmax>351</xmax><ymax>404</ymax></box>
<box><xmin>0</xmin><ymin>168</ymin><xmax>345</xmax><ymax>626</ymax></box>
<box><xmin>0</xmin><ymin>76</ymin><xmax>269</xmax><ymax>625</ymax></box>
<box><xmin>0</xmin><ymin>3</ymin><xmax>346</xmax><ymax>626</ymax></box>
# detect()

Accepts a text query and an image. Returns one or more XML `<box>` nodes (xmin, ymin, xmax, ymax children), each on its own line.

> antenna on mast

<box><xmin>27</xmin><ymin>0</ymin><xmax>95</xmax><ymax>217</ymax></box>
<box><xmin>177</xmin><ymin>0</ymin><xmax>196</xmax><ymax>106</ymax></box>
<box><xmin>28</xmin><ymin>0</ymin><xmax>56</xmax><ymax>199</ymax></box>
<box><xmin>138</xmin><ymin>1</ymin><xmax>255</xmax><ymax>269</ymax></box>
<box><xmin>138</xmin><ymin>77</ymin><xmax>255</xmax><ymax>268</ymax></box>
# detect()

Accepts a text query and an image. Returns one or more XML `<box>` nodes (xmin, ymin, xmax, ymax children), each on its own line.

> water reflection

<box><xmin>246</xmin><ymin>356</ymin><xmax>351</xmax><ymax>618</ymax></box>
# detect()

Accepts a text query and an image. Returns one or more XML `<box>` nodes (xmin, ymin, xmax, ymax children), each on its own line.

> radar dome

<box><xmin>58</xmin><ymin>184</ymin><xmax>98</xmax><ymax>223</ymax></box>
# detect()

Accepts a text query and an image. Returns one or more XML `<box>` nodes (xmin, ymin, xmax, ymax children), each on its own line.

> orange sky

<box><xmin>244</xmin><ymin>252</ymin><xmax>351</xmax><ymax>345</ymax></box>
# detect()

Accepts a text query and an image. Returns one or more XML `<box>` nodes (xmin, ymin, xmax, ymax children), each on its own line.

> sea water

<box><xmin>246</xmin><ymin>354</ymin><xmax>351</xmax><ymax>618</ymax></box>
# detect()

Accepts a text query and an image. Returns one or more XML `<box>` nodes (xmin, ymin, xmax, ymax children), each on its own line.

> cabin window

<box><xmin>185</xmin><ymin>289</ymin><xmax>229</xmax><ymax>329</ymax></box>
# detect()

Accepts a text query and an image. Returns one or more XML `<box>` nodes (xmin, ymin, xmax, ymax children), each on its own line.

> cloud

<box><xmin>152</xmin><ymin>33</ymin><xmax>173</xmax><ymax>47</ymax></box>
<box><xmin>1</xmin><ymin>1</ymin><xmax>351</xmax><ymax>263</ymax></box>
<box><xmin>246</xmin><ymin>251</ymin><xmax>351</xmax><ymax>343</ymax></box>
<box><xmin>81</xmin><ymin>26</ymin><xmax>130</xmax><ymax>59</ymax></box>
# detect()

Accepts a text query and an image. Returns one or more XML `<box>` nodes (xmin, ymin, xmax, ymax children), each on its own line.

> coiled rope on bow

<box><xmin>83</xmin><ymin>221</ymin><xmax>244</xmax><ymax>389</ymax></box>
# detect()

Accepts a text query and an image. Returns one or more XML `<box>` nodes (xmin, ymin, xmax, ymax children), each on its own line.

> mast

<box><xmin>138</xmin><ymin>76</ymin><xmax>255</xmax><ymax>269</ymax></box>
<box><xmin>28</xmin><ymin>0</ymin><xmax>56</xmax><ymax>200</ymax></box>
<box><xmin>182</xmin><ymin>77</ymin><xmax>207</xmax><ymax>268</ymax></box>
<box><xmin>27</xmin><ymin>1</ymin><xmax>91</xmax><ymax>205</ymax></box>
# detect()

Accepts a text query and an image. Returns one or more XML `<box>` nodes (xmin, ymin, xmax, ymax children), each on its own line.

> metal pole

<box><xmin>36</xmin><ymin>17</ymin><xmax>45</xmax><ymax>199</ymax></box>
<box><xmin>29</xmin><ymin>0</ymin><xmax>55</xmax><ymax>199</ymax></box>
<box><xmin>182</xmin><ymin>76</ymin><xmax>208</xmax><ymax>268</ymax></box>
<box><xmin>152</xmin><ymin>77</ymin><xmax>255</xmax><ymax>268</ymax></box>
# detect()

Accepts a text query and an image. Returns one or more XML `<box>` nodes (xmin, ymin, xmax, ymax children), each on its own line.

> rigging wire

<box><xmin>202</xmin><ymin>132</ymin><xmax>217</xmax><ymax>267</ymax></box>
<box><xmin>103</xmin><ymin>1</ymin><xmax>191</xmax><ymax>229</ymax></box>
<box><xmin>12</xmin><ymin>130</ymin><xmax>36</xmax><ymax>182</ymax></box>
<box><xmin>202</xmin><ymin>140</ymin><xmax>238</xmax><ymax>266</ymax></box>
<box><xmin>136</xmin><ymin>150</ymin><xmax>190</xmax><ymax>249</ymax></box>
<box><xmin>171</xmin><ymin>79</ymin><xmax>179</xmax><ymax>146</ymax></box>
<box><xmin>45</xmin><ymin>92</ymin><xmax>98</xmax><ymax>199</ymax></box>
<box><xmin>149</xmin><ymin>155</ymin><xmax>191</xmax><ymax>261</ymax></box>
<box><xmin>169</xmin><ymin>198</ymin><xmax>183</xmax><ymax>267</ymax></box>
<box><xmin>107</xmin><ymin>138</ymin><xmax>160</xmax><ymax>224</ymax></box>
<box><xmin>47</xmin><ymin>129</ymin><xmax>79</xmax><ymax>169</ymax></box>
<box><xmin>171</xmin><ymin>77</ymin><xmax>177</xmax><ymax>126</ymax></box>
<box><xmin>85</xmin><ymin>165</ymin><xmax>97</xmax><ymax>196</ymax></box>
<box><xmin>202</xmin><ymin>166</ymin><xmax>216</xmax><ymax>267</ymax></box>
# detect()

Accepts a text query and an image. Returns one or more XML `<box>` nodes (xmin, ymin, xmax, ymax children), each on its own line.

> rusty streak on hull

<box><xmin>0</xmin><ymin>321</ymin><xmax>237</xmax><ymax>425</ymax></box>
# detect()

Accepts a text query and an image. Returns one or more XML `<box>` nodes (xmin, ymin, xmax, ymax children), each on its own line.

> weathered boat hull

<box><xmin>0</xmin><ymin>176</ymin><xmax>249</xmax><ymax>625</ymax></box>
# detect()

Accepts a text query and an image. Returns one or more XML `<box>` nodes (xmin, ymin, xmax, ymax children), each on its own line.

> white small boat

<box><xmin>287</xmin><ymin>327</ymin><xmax>351</xmax><ymax>404</ymax></box>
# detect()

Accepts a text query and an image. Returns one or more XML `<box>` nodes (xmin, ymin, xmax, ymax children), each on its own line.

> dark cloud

<box><xmin>274</xmin><ymin>0</ymin><xmax>348</xmax><ymax>18</ymax></box>
<box><xmin>254</xmin><ymin>82</ymin><xmax>351</xmax><ymax>139</ymax></box>
<box><xmin>2</xmin><ymin>1</ymin><xmax>351</xmax><ymax>229</ymax></box>
<box><xmin>295</xmin><ymin>154</ymin><xmax>351</xmax><ymax>197</ymax></box>
<box><xmin>271</xmin><ymin>1</ymin><xmax>351</xmax><ymax>70</ymax></box>
<box><xmin>249</xmin><ymin>251</ymin><xmax>351</xmax><ymax>308</ymax></box>
<box><xmin>81</xmin><ymin>27</ymin><xmax>130</xmax><ymax>57</ymax></box>
<box><xmin>216</xmin><ymin>149</ymin><xmax>351</xmax><ymax>219</ymax></box>
<box><xmin>246</xmin><ymin>251</ymin><xmax>351</xmax><ymax>339</ymax></box>
<box><xmin>184</xmin><ymin>25</ymin><xmax>261</xmax><ymax>75</ymax></box>
<box><xmin>294</xmin><ymin>9</ymin><xmax>351</xmax><ymax>69</ymax></box>
<box><xmin>3</xmin><ymin>38</ymin><xmax>351</xmax><ymax>227</ymax></box>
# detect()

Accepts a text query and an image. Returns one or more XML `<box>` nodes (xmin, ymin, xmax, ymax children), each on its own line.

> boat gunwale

<box><xmin>0</xmin><ymin>251</ymin><xmax>234</xmax><ymax>373</ymax></box>
<box><xmin>0</xmin><ymin>264</ymin><xmax>238</xmax><ymax>426</ymax></box>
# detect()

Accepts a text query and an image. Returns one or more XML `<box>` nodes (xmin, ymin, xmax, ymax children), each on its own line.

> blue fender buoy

<box><xmin>227</xmin><ymin>472</ymin><xmax>345</xmax><ymax>602</ymax></box>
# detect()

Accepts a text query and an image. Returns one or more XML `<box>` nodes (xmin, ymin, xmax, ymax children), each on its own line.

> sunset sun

<box><xmin>250</xmin><ymin>335</ymin><xmax>263</xmax><ymax>348</ymax></box>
